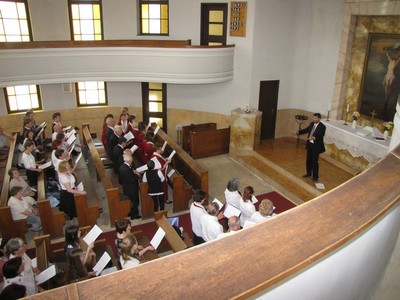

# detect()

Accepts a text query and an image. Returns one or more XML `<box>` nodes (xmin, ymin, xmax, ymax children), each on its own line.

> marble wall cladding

<box><xmin>229</xmin><ymin>108</ymin><xmax>262</xmax><ymax>157</ymax></box>
<box><xmin>325</xmin><ymin>143</ymin><xmax>369</xmax><ymax>172</ymax></box>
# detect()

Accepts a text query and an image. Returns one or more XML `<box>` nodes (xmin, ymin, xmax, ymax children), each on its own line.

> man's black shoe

<box><xmin>302</xmin><ymin>174</ymin><xmax>311</xmax><ymax>178</ymax></box>
<box><xmin>130</xmin><ymin>215</ymin><xmax>142</xmax><ymax>220</ymax></box>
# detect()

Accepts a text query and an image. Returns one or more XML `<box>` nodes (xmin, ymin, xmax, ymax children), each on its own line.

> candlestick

<box><xmin>346</xmin><ymin>104</ymin><xmax>349</xmax><ymax>113</ymax></box>
<box><xmin>343</xmin><ymin>111</ymin><xmax>349</xmax><ymax>125</ymax></box>
<box><xmin>326</xmin><ymin>110</ymin><xmax>330</xmax><ymax>122</ymax></box>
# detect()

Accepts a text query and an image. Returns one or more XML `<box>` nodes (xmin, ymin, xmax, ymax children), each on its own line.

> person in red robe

<box><xmin>150</xmin><ymin>143</ymin><xmax>172</xmax><ymax>203</ymax></box>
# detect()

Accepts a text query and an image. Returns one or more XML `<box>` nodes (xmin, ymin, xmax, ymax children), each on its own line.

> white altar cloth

<box><xmin>324</xmin><ymin>120</ymin><xmax>390</xmax><ymax>163</ymax></box>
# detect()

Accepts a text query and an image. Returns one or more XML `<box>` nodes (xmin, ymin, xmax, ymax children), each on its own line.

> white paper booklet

<box><xmin>130</xmin><ymin>145</ymin><xmax>138</xmax><ymax>153</ymax></box>
<box><xmin>36</xmin><ymin>265</ymin><xmax>56</xmax><ymax>285</ymax></box>
<box><xmin>83</xmin><ymin>224</ymin><xmax>103</xmax><ymax>246</ymax></box>
<box><xmin>69</xmin><ymin>144</ymin><xmax>75</xmax><ymax>154</ymax></box>
<box><xmin>243</xmin><ymin>220</ymin><xmax>256</xmax><ymax>229</ymax></box>
<box><xmin>77</xmin><ymin>182</ymin><xmax>84</xmax><ymax>192</ymax></box>
<box><xmin>154</xmin><ymin>125</ymin><xmax>160</xmax><ymax>135</ymax></box>
<box><xmin>212</xmin><ymin>198</ymin><xmax>224</xmax><ymax>211</ymax></box>
<box><xmin>93</xmin><ymin>252</ymin><xmax>111</xmax><ymax>276</ymax></box>
<box><xmin>161</xmin><ymin>141</ymin><xmax>167</xmax><ymax>152</ymax></box>
<box><xmin>63</xmin><ymin>125</ymin><xmax>72</xmax><ymax>131</ymax></box>
<box><xmin>136</xmin><ymin>164</ymin><xmax>148</xmax><ymax>173</ymax></box>
<box><xmin>75</xmin><ymin>152</ymin><xmax>83</xmax><ymax>164</ymax></box>
<box><xmin>167</xmin><ymin>150</ymin><xmax>176</xmax><ymax>160</ymax></box>
<box><xmin>223</xmin><ymin>203</ymin><xmax>241</xmax><ymax>218</ymax></box>
<box><xmin>315</xmin><ymin>183</ymin><xmax>326</xmax><ymax>190</ymax></box>
<box><xmin>124</xmin><ymin>131</ymin><xmax>135</xmax><ymax>141</ymax></box>
<box><xmin>167</xmin><ymin>168</ymin><xmax>176</xmax><ymax>178</ymax></box>
<box><xmin>31</xmin><ymin>257</ymin><xmax>37</xmax><ymax>269</ymax></box>
<box><xmin>66</xmin><ymin>134</ymin><xmax>76</xmax><ymax>147</ymax></box>
<box><xmin>100</xmin><ymin>266</ymin><xmax>117</xmax><ymax>276</ymax></box>
<box><xmin>38</xmin><ymin>161</ymin><xmax>52</xmax><ymax>169</ymax></box>
<box><xmin>36</xmin><ymin>127</ymin><xmax>45</xmax><ymax>137</ymax></box>
<box><xmin>150</xmin><ymin>227</ymin><xmax>165</xmax><ymax>249</ymax></box>
<box><xmin>66</xmin><ymin>128</ymin><xmax>76</xmax><ymax>139</ymax></box>
<box><xmin>251</xmin><ymin>195</ymin><xmax>258</xmax><ymax>204</ymax></box>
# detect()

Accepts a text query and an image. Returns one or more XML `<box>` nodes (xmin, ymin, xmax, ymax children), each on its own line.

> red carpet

<box><xmin>40</xmin><ymin>191</ymin><xmax>296</xmax><ymax>258</ymax></box>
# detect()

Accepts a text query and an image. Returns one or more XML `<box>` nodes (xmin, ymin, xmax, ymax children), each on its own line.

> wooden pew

<box><xmin>153</xmin><ymin>211</ymin><xmax>187</xmax><ymax>253</ymax></box>
<box><xmin>138</xmin><ymin>182</ymin><xmax>161</xmax><ymax>219</ymax></box>
<box><xmin>165</xmin><ymin>166</ymin><xmax>193</xmax><ymax>213</ymax></box>
<box><xmin>34</xmin><ymin>234</ymin><xmax>50</xmax><ymax>271</ymax></box>
<box><xmin>0</xmin><ymin>132</ymin><xmax>28</xmax><ymax>239</ymax></box>
<box><xmin>154</xmin><ymin>128</ymin><xmax>208</xmax><ymax>195</ymax></box>
<box><xmin>181</xmin><ymin>123</ymin><xmax>216</xmax><ymax>153</ymax></box>
<box><xmin>36</xmin><ymin>172</ymin><xmax>65</xmax><ymax>238</ymax></box>
<box><xmin>82</xmin><ymin>124</ymin><xmax>131</xmax><ymax>226</ymax></box>
<box><xmin>189</xmin><ymin>127</ymin><xmax>230</xmax><ymax>159</ymax></box>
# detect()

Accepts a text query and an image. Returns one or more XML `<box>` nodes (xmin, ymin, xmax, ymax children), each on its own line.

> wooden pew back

<box><xmin>34</xmin><ymin>234</ymin><xmax>50</xmax><ymax>271</ymax></box>
<box><xmin>0</xmin><ymin>132</ymin><xmax>18</xmax><ymax>207</ymax></box>
<box><xmin>154</xmin><ymin>210</ymin><xmax>187</xmax><ymax>253</ymax></box>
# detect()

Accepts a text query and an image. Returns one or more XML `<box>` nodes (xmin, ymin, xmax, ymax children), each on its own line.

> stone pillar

<box><xmin>229</xmin><ymin>108</ymin><xmax>262</xmax><ymax>158</ymax></box>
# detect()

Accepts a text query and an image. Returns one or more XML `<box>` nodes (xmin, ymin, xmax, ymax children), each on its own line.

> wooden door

<box><xmin>200</xmin><ymin>3</ymin><xmax>227</xmax><ymax>46</ymax></box>
<box><xmin>258</xmin><ymin>80</ymin><xmax>279</xmax><ymax>139</ymax></box>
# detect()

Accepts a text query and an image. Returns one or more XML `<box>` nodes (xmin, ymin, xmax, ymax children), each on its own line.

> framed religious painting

<box><xmin>359</xmin><ymin>33</ymin><xmax>400</xmax><ymax>121</ymax></box>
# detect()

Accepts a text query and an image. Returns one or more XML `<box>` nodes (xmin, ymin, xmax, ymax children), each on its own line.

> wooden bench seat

<box><xmin>82</xmin><ymin>124</ymin><xmax>131</xmax><ymax>226</ymax></box>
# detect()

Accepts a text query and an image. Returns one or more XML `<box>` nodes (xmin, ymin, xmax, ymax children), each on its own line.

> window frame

<box><xmin>4</xmin><ymin>84</ymin><xmax>42</xmax><ymax>114</ymax></box>
<box><xmin>0</xmin><ymin>0</ymin><xmax>33</xmax><ymax>42</ymax></box>
<box><xmin>68</xmin><ymin>0</ymin><xmax>103</xmax><ymax>41</ymax></box>
<box><xmin>75</xmin><ymin>81</ymin><xmax>108</xmax><ymax>107</ymax></box>
<box><xmin>139</xmin><ymin>0</ymin><xmax>169</xmax><ymax>36</ymax></box>
<box><xmin>142</xmin><ymin>82</ymin><xmax>167</xmax><ymax>132</ymax></box>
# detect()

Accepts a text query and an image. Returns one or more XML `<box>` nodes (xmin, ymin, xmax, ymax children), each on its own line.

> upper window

<box><xmin>69</xmin><ymin>0</ymin><xmax>102</xmax><ymax>41</ymax></box>
<box><xmin>4</xmin><ymin>85</ymin><xmax>41</xmax><ymax>113</ymax></box>
<box><xmin>0</xmin><ymin>0</ymin><xmax>32</xmax><ymax>42</ymax></box>
<box><xmin>139</xmin><ymin>0</ymin><xmax>168</xmax><ymax>35</ymax></box>
<box><xmin>76</xmin><ymin>81</ymin><xmax>107</xmax><ymax>107</ymax></box>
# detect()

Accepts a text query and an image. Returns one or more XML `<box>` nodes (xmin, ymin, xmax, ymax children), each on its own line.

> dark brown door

<box><xmin>258</xmin><ymin>80</ymin><xmax>279</xmax><ymax>139</ymax></box>
<box><xmin>200</xmin><ymin>3</ymin><xmax>227</xmax><ymax>46</ymax></box>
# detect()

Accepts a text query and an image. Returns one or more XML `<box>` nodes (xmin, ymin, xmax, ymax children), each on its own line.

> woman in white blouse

<box><xmin>119</xmin><ymin>234</ymin><xmax>154</xmax><ymax>270</ymax></box>
<box><xmin>58</xmin><ymin>160</ymin><xmax>86</xmax><ymax>223</ymax></box>
<box><xmin>239</xmin><ymin>186</ymin><xmax>256</xmax><ymax>227</ymax></box>
<box><xmin>8</xmin><ymin>167</ymin><xmax>36</xmax><ymax>199</ymax></box>
<box><xmin>224</xmin><ymin>178</ymin><xmax>242</xmax><ymax>208</ymax></box>
<box><xmin>21</xmin><ymin>140</ymin><xmax>43</xmax><ymax>186</ymax></box>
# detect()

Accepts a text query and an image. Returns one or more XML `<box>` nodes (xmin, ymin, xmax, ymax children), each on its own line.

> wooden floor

<box><xmin>237</xmin><ymin>137</ymin><xmax>354</xmax><ymax>203</ymax></box>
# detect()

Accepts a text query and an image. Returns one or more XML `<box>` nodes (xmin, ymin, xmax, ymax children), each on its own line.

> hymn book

<box><xmin>93</xmin><ymin>252</ymin><xmax>111</xmax><ymax>276</ymax></box>
<box><xmin>66</xmin><ymin>134</ymin><xmax>76</xmax><ymax>147</ymax></box>
<box><xmin>36</xmin><ymin>265</ymin><xmax>57</xmax><ymax>285</ymax></box>
<box><xmin>136</xmin><ymin>164</ymin><xmax>148</xmax><ymax>173</ymax></box>
<box><xmin>167</xmin><ymin>150</ymin><xmax>176</xmax><ymax>160</ymax></box>
<box><xmin>124</xmin><ymin>131</ymin><xmax>135</xmax><ymax>142</ymax></box>
<box><xmin>212</xmin><ymin>198</ymin><xmax>224</xmax><ymax>211</ymax></box>
<box><xmin>167</xmin><ymin>168</ymin><xmax>176</xmax><ymax>178</ymax></box>
<box><xmin>154</xmin><ymin>125</ymin><xmax>160</xmax><ymax>135</ymax></box>
<box><xmin>150</xmin><ymin>227</ymin><xmax>166</xmax><ymax>249</ymax></box>
<box><xmin>38</xmin><ymin>161</ymin><xmax>52</xmax><ymax>169</ymax></box>
<box><xmin>251</xmin><ymin>195</ymin><xmax>258</xmax><ymax>204</ymax></box>
<box><xmin>162</xmin><ymin>141</ymin><xmax>167</xmax><ymax>152</ymax></box>
<box><xmin>74</xmin><ymin>152</ymin><xmax>83</xmax><ymax>164</ymax></box>
<box><xmin>223</xmin><ymin>203</ymin><xmax>241</xmax><ymax>218</ymax></box>
<box><xmin>77</xmin><ymin>182</ymin><xmax>84</xmax><ymax>192</ymax></box>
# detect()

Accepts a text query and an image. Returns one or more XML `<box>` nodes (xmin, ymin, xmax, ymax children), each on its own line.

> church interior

<box><xmin>0</xmin><ymin>0</ymin><xmax>399</xmax><ymax>299</ymax></box>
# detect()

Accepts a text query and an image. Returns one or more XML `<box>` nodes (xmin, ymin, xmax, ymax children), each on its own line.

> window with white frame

<box><xmin>4</xmin><ymin>85</ymin><xmax>41</xmax><ymax>113</ymax></box>
<box><xmin>69</xmin><ymin>0</ymin><xmax>102</xmax><ymax>41</ymax></box>
<box><xmin>76</xmin><ymin>81</ymin><xmax>107</xmax><ymax>106</ymax></box>
<box><xmin>139</xmin><ymin>0</ymin><xmax>168</xmax><ymax>35</ymax></box>
<box><xmin>0</xmin><ymin>0</ymin><xmax>32</xmax><ymax>42</ymax></box>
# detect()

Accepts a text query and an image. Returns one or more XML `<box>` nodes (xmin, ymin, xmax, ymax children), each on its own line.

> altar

<box><xmin>323</xmin><ymin>120</ymin><xmax>390</xmax><ymax>170</ymax></box>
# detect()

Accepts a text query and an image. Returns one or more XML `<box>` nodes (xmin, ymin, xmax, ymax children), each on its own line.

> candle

<box><xmin>346</xmin><ymin>104</ymin><xmax>349</xmax><ymax>112</ymax></box>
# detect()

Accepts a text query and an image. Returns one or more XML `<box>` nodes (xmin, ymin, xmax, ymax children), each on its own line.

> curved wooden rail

<box><xmin>27</xmin><ymin>146</ymin><xmax>400</xmax><ymax>299</ymax></box>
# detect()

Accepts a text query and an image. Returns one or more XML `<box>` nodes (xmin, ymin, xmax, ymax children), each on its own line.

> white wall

<box><xmin>2</xmin><ymin>0</ymin><xmax>345</xmax><ymax>117</ymax></box>
<box><xmin>254</xmin><ymin>205</ymin><xmax>400</xmax><ymax>300</ymax></box>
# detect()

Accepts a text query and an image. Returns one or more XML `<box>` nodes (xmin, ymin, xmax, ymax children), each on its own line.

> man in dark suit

<box><xmin>298</xmin><ymin>113</ymin><xmax>326</xmax><ymax>181</ymax></box>
<box><xmin>113</xmin><ymin>137</ymin><xmax>127</xmax><ymax>174</ymax></box>
<box><xmin>107</xmin><ymin>125</ymin><xmax>122</xmax><ymax>159</ymax></box>
<box><xmin>119</xmin><ymin>154</ymin><xmax>141</xmax><ymax>220</ymax></box>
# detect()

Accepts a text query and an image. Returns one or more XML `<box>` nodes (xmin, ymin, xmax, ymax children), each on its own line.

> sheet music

<box><xmin>212</xmin><ymin>198</ymin><xmax>224</xmax><ymax>211</ymax></box>
<box><xmin>251</xmin><ymin>195</ymin><xmax>258</xmax><ymax>204</ymax></box>
<box><xmin>75</xmin><ymin>152</ymin><xmax>83</xmax><ymax>164</ymax></box>
<box><xmin>130</xmin><ymin>145</ymin><xmax>138</xmax><ymax>153</ymax></box>
<box><xmin>37</xmin><ymin>122</ymin><xmax>46</xmax><ymax>129</ymax></box>
<box><xmin>66</xmin><ymin>128</ymin><xmax>76</xmax><ymax>138</ymax></box>
<box><xmin>223</xmin><ymin>203</ymin><xmax>241</xmax><ymax>218</ymax></box>
<box><xmin>36</xmin><ymin>265</ymin><xmax>56</xmax><ymax>285</ymax></box>
<box><xmin>145</xmin><ymin>123</ymin><xmax>151</xmax><ymax>131</ymax></box>
<box><xmin>38</xmin><ymin>161</ymin><xmax>52</xmax><ymax>169</ymax></box>
<box><xmin>83</xmin><ymin>224</ymin><xmax>103</xmax><ymax>245</ymax></box>
<box><xmin>167</xmin><ymin>150</ymin><xmax>176</xmax><ymax>160</ymax></box>
<box><xmin>136</xmin><ymin>164</ymin><xmax>148</xmax><ymax>172</ymax></box>
<box><xmin>93</xmin><ymin>252</ymin><xmax>111</xmax><ymax>276</ymax></box>
<box><xmin>69</xmin><ymin>144</ymin><xmax>75</xmax><ymax>154</ymax></box>
<box><xmin>36</xmin><ymin>127</ymin><xmax>45</xmax><ymax>137</ymax></box>
<box><xmin>150</xmin><ymin>227</ymin><xmax>165</xmax><ymax>249</ymax></box>
<box><xmin>63</xmin><ymin>125</ymin><xmax>72</xmax><ymax>131</ymax></box>
<box><xmin>124</xmin><ymin>131</ymin><xmax>134</xmax><ymax>141</ymax></box>
<box><xmin>77</xmin><ymin>182</ymin><xmax>84</xmax><ymax>192</ymax></box>
<box><xmin>167</xmin><ymin>168</ymin><xmax>176</xmax><ymax>178</ymax></box>
<box><xmin>32</xmin><ymin>257</ymin><xmax>37</xmax><ymax>269</ymax></box>
<box><xmin>66</xmin><ymin>134</ymin><xmax>76</xmax><ymax>146</ymax></box>
<box><xmin>154</xmin><ymin>125</ymin><xmax>160</xmax><ymax>135</ymax></box>
<box><xmin>243</xmin><ymin>220</ymin><xmax>256</xmax><ymax>229</ymax></box>
<box><xmin>100</xmin><ymin>266</ymin><xmax>117</xmax><ymax>276</ymax></box>
<box><xmin>162</xmin><ymin>141</ymin><xmax>167</xmax><ymax>152</ymax></box>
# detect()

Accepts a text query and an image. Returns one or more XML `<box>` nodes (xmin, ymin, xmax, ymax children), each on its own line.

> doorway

<box><xmin>200</xmin><ymin>3</ymin><xmax>228</xmax><ymax>46</ymax></box>
<box><xmin>258</xmin><ymin>80</ymin><xmax>279</xmax><ymax>139</ymax></box>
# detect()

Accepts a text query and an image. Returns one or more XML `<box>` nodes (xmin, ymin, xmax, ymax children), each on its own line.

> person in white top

<box><xmin>250</xmin><ymin>199</ymin><xmax>277</xmax><ymax>223</ymax></box>
<box><xmin>217</xmin><ymin>216</ymin><xmax>241</xmax><ymax>239</ymax></box>
<box><xmin>8</xmin><ymin>167</ymin><xmax>36</xmax><ymax>199</ymax></box>
<box><xmin>200</xmin><ymin>203</ymin><xmax>223</xmax><ymax>242</ymax></box>
<box><xmin>58</xmin><ymin>160</ymin><xmax>86</xmax><ymax>224</ymax></box>
<box><xmin>7</xmin><ymin>186</ymin><xmax>42</xmax><ymax>233</ymax></box>
<box><xmin>224</xmin><ymin>178</ymin><xmax>241</xmax><ymax>209</ymax></box>
<box><xmin>119</xmin><ymin>234</ymin><xmax>154</xmax><ymax>270</ymax></box>
<box><xmin>21</xmin><ymin>140</ymin><xmax>43</xmax><ymax>186</ymax></box>
<box><xmin>239</xmin><ymin>186</ymin><xmax>256</xmax><ymax>227</ymax></box>
<box><xmin>190</xmin><ymin>190</ymin><xmax>208</xmax><ymax>245</ymax></box>
<box><xmin>6</xmin><ymin>238</ymin><xmax>42</xmax><ymax>295</ymax></box>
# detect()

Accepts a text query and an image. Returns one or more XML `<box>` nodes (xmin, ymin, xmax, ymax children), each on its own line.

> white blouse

<box><xmin>58</xmin><ymin>172</ymin><xmax>76</xmax><ymax>191</ymax></box>
<box><xmin>239</xmin><ymin>199</ymin><xmax>256</xmax><ymax>227</ymax></box>
<box><xmin>21</xmin><ymin>152</ymin><xmax>36</xmax><ymax>169</ymax></box>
